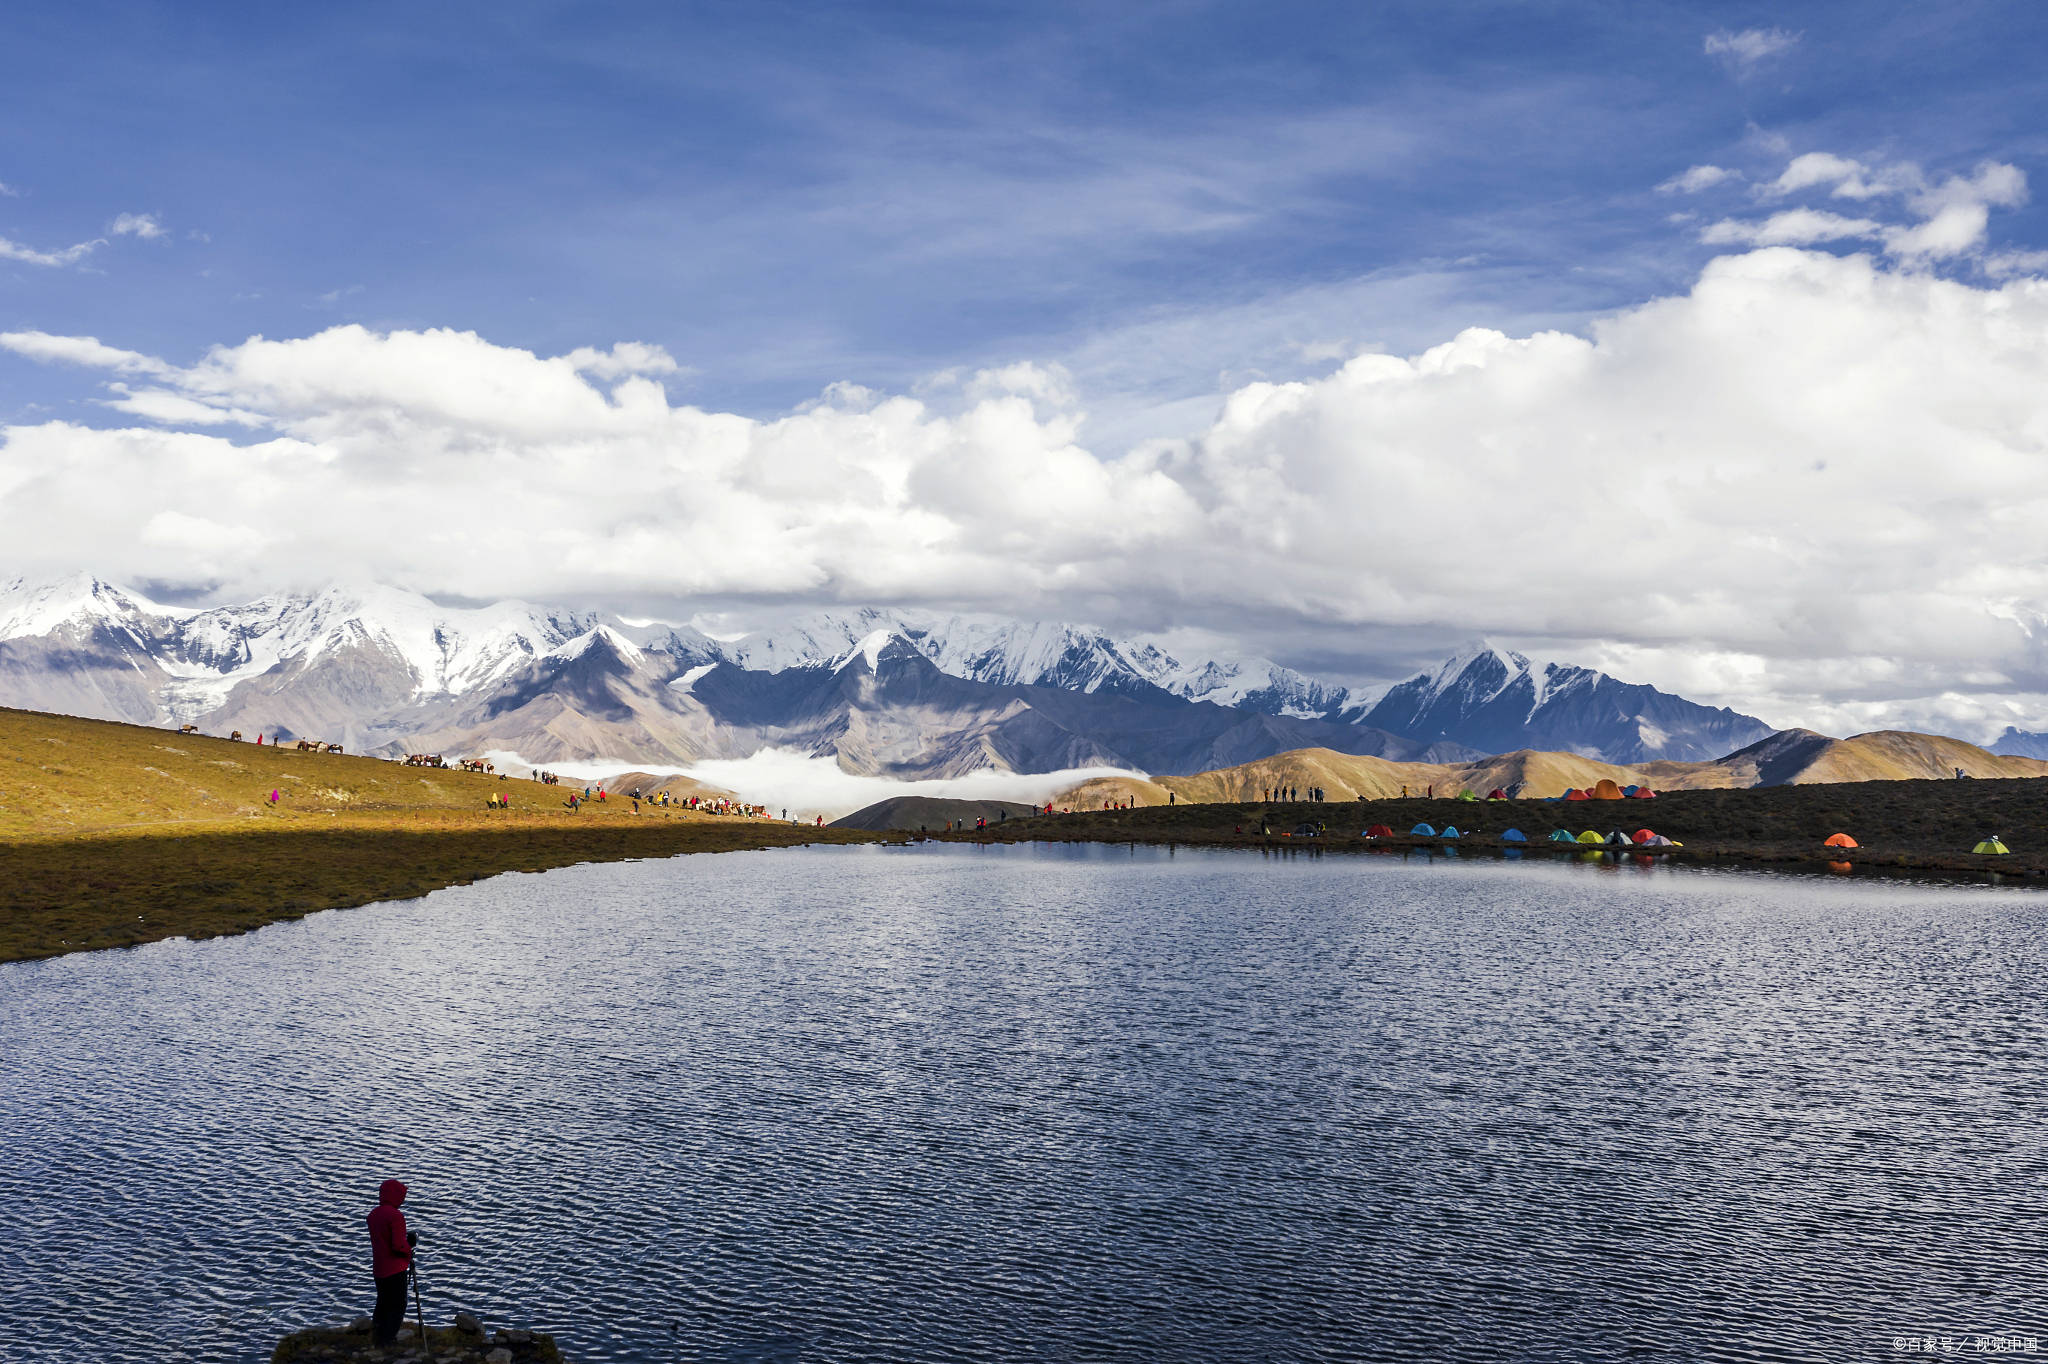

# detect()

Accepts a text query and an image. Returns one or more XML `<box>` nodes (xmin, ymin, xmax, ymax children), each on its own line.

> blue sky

<box><xmin>7</xmin><ymin>1</ymin><xmax>2045</xmax><ymax>441</ymax></box>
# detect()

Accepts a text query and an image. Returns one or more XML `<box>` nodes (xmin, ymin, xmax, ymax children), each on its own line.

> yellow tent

<box><xmin>1973</xmin><ymin>838</ymin><xmax>2010</xmax><ymax>855</ymax></box>
<box><xmin>1575</xmin><ymin>830</ymin><xmax>1603</xmax><ymax>844</ymax></box>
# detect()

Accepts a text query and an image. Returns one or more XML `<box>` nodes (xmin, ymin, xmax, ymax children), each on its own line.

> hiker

<box><xmin>268</xmin><ymin>789</ymin><xmax>279</xmax><ymax>805</ymax></box>
<box><xmin>366</xmin><ymin>1179</ymin><xmax>417</xmax><ymax>1346</ymax></box>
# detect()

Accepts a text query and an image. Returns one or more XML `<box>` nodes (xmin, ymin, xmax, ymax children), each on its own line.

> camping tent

<box><xmin>1603</xmin><ymin>830</ymin><xmax>1632</xmax><ymax>846</ymax></box>
<box><xmin>1591</xmin><ymin>779</ymin><xmax>1625</xmax><ymax>800</ymax></box>
<box><xmin>1410</xmin><ymin>823</ymin><xmax>1437</xmax><ymax>836</ymax></box>
<box><xmin>1622</xmin><ymin>785</ymin><xmax>1639</xmax><ymax>797</ymax></box>
<box><xmin>1456</xmin><ymin>790</ymin><xmax>1477</xmax><ymax>801</ymax></box>
<box><xmin>1487</xmin><ymin>788</ymin><xmax>1507</xmax><ymax>800</ymax></box>
<box><xmin>1632</xmin><ymin>829</ymin><xmax>1656</xmax><ymax>844</ymax></box>
<box><xmin>1631</xmin><ymin>788</ymin><xmax>1657</xmax><ymax>799</ymax></box>
<box><xmin>1565</xmin><ymin>788</ymin><xmax>1590</xmax><ymax>801</ymax></box>
<box><xmin>1644</xmin><ymin>834</ymin><xmax>1678</xmax><ymax>847</ymax></box>
<box><xmin>1501</xmin><ymin>828</ymin><xmax>1527</xmax><ymax>842</ymax></box>
<box><xmin>1441</xmin><ymin>826</ymin><xmax>1462</xmax><ymax>838</ymax></box>
<box><xmin>1823</xmin><ymin>833</ymin><xmax>1858</xmax><ymax>849</ymax></box>
<box><xmin>1365</xmin><ymin>824</ymin><xmax>1394</xmax><ymax>838</ymax></box>
<box><xmin>1576</xmin><ymin>830</ymin><xmax>1603</xmax><ymax>844</ymax></box>
<box><xmin>1549</xmin><ymin>830</ymin><xmax>1576</xmax><ymax>842</ymax></box>
<box><xmin>1974</xmin><ymin>838</ymin><xmax>2011</xmax><ymax>855</ymax></box>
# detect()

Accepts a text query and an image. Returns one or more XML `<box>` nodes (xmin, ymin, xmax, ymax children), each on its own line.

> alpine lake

<box><xmin>3</xmin><ymin>842</ymin><xmax>2043</xmax><ymax>1363</ymax></box>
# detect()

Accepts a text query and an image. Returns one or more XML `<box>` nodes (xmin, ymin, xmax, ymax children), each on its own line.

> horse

<box><xmin>323</xmin><ymin>742</ymin><xmax>344</xmax><ymax>754</ymax></box>
<box><xmin>229</xmin><ymin>731</ymin><xmax>242</xmax><ymax>741</ymax></box>
<box><xmin>178</xmin><ymin>724</ymin><xmax>199</xmax><ymax>734</ymax></box>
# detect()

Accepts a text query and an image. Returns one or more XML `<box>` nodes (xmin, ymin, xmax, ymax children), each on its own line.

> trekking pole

<box><xmin>410</xmin><ymin>1257</ymin><xmax>435</xmax><ymax>1364</ymax></box>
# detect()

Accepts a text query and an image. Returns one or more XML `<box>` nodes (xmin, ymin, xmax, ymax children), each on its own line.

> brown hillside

<box><xmin>1053</xmin><ymin>729</ymin><xmax>2048</xmax><ymax>807</ymax></box>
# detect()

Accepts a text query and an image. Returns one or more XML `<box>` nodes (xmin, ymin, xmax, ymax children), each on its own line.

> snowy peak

<box><xmin>0</xmin><ymin>573</ymin><xmax>183</xmax><ymax>641</ymax></box>
<box><xmin>1357</xmin><ymin>643</ymin><xmax>1775</xmax><ymax>764</ymax></box>
<box><xmin>830</xmin><ymin>628</ymin><xmax>915</xmax><ymax>674</ymax></box>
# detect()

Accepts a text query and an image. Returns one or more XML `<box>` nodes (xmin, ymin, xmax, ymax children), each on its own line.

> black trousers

<box><xmin>373</xmin><ymin>1270</ymin><xmax>409</xmax><ymax>1344</ymax></box>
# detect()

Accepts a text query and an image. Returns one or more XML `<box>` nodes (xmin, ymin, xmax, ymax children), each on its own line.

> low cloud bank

<box><xmin>485</xmin><ymin>748</ymin><xmax>1143</xmax><ymax>821</ymax></box>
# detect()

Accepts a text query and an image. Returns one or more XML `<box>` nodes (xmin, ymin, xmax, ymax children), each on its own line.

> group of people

<box><xmin>1261</xmin><ymin>785</ymin><xmax>1328</xmax><ymax>802</ymax></box>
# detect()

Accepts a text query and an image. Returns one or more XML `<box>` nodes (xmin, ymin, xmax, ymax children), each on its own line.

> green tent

<box><xmin>1456</xmin><ymin>789</ymin><xmax>1478</xmax><ymax>801</ymax></box>
<box><xmin>1575</xmin><ymin>830</ymin><xmax>1603</xmax><ymax>844</ymax></box>
<box><xmin>1973</xmin><ymin>837</ymin><xmax>2011</xmax><ymax>855</ymax></box>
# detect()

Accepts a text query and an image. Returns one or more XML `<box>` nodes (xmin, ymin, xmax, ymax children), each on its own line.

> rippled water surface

<box><xmin>5</xmin><ymin>844</ymin><xmax>2048</xmax><ymax>1363</ymax></box>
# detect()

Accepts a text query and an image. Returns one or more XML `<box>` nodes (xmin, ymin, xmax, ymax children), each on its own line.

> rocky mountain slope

<box><xmin>1352</xmin><ymin>643</ymin><xmax>1775</xmax><ymax>764</ymax></box>
<box><xmin>1993</xmin><ymin>727</ymin><xmax>2048</xmax><ymax>759</ymax></box>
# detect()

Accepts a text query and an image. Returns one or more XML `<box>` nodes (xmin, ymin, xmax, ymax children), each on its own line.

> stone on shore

<box><xmin>271</xmin><ymin>1317</ymin><xmax>563</xmax><ymax>1363</ymax></box>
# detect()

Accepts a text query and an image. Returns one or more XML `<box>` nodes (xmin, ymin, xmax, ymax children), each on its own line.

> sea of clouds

<box><xmin>480</xmin><ymin>748</ymin><xmax>1141</xmax><ymax>822</ymax></box>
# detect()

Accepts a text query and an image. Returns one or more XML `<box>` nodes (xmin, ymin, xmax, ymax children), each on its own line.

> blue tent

<box><xmin>1441</xmin><ymin>825</ymin><xmax>1461</xmax><ymax>839</ymax></box>
<box><xmin>1410</xmin><ymin>822</ymin><xmax>1436</xmax><ymax>836</ymax></box>
<box><xmin>1548</xmin><ymin>830</ymin><xmax>1576</xmax><ymax>842</ymax></box>
<box><xmin>1622</xmin><ymin>785</ymin><xmax>1640</xmax><ymax>797</ymax></box>
<box><xmin>1501</xmin><ymin>828</ymin><xmax>1526</xmax><ymax>842</ymax></box>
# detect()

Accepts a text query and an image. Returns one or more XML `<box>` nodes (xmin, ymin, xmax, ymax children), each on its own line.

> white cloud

<box><xmin>1700</xmin><ymin>208</ymin><xmax>1882</xmax><ymax>247</ymax></box>
<box><xmin>564</xmin><ymin>341</ymin><xmax>683</xmax><ymax>380</ymax></box>
<box><xmin>109</xmin><ymin>212</ymin><xmax>164</xmax><ymax>239</ymax></box>
<box><xmin>7</xmin><ymin>250</ymin><xmax>2048</xmax><ymax>734</ymax></box>
<box><xmin>0</xmin><ymin>180</ymin><xmax>19</xmax><ymax>197</ymax></box>
<box><xmin>1984</xmin><ymin>248</ymin><xmax>2048</xmax><ymax>279</ymax></box>
<box><xmin>1658</xmin><ymin>165</ymin><xmax>1739</xmax><ymax>194</ymax></box>
<box><xmin>1717</xmin><ymin>151</ymin><xmax>2029</xmax><ymax>262</ymax></box>
<box><xmin>1705</xmin><ymin>27</ymin><xmax>1800</xmax><ymax>73</ymax></box>
<box><xmin>0</xmin><ymin>330</ymin><xmax>171</xmax><ymax>375</ymax></box>
<box><xmin>0</xmin><ymin>234</ymin><xmax>102</xmax><ymax>267</ymax></box>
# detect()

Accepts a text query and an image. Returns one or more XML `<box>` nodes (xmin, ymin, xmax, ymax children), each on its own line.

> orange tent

<box><xmin>1591</xmin><ymin>779</ymin><xmax>1624</xmax><ymax>800</ymax></box>
<box><xmin>1632</xmin><ymin>828</ymin><xmax>1656</xmax><ymax>844</ymax></box>
<box><xmin>1823</xmin><ymin>832</ymin><xmax>1858</xmax><ymax>848</ymax></box>
<box><xmin>1565</xmin><ymin>788</ymin><xmax>1590</xmax><ymax>801</ymax></box>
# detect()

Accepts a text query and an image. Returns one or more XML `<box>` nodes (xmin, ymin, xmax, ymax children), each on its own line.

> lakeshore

<box><xmin>928</xmin><ymin>780</ymin><xmax>2048</xmax><ymax>881</ymax></box>
<box><xmin>5</xmin><ymin>704</ymin><xmax>2045</xmax><ymax>966</ymax></box>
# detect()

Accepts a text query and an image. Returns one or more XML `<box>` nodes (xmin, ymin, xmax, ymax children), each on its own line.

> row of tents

<box><xmin>1363</xmin><ymin>824</ymin><xmax>2015</xmax><ymax>855</ymax></box>
<box><xmin>1433</xmin><ymin>782</ymin><xmax>1656</xmax><ymax>801</ymax></box>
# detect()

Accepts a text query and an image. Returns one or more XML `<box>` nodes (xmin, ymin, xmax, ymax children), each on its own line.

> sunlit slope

<box><xmin>0</xmin><ymin>706</ymin><xmax>543</xmax><ymax>837</ymax></box>
<box><xmin>1052</xmin><ymin>729</ymin><xmax>2048</xmax><ymax>806</ymax></box>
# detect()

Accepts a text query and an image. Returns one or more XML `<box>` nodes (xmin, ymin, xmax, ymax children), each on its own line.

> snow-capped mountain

<box><xmin>1354</xmin><ymin>641</ymin><xmax>1776</xmax><ymax>764</ymax></box>
<box><xmin>0</xmin><ymin>575</ymin><xmax>1775</xmax><ymax>771</ymax></box>
<box><xmin>705</xmin><ymin>608</ymin><xmax>1360</xmax><ymax>718</ymax></box>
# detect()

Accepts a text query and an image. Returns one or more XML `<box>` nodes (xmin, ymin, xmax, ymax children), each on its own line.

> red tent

<box><xmin>1565</xmin><ymin>788</ymin><xmax>1590</xmax><ymax>801</ymax></box>
<box><xmin>1631</xmin><ymin>788</ymin><xmax>1657</xmax><ymax>798</ymax></box>
<box><xmin>1632</xmin><ymin>828</ymin><xmax>1656</xmax><ymax>844</ymax></box>
<box><xmin>1486</xmin><ymin>788</ymin><xmax>1507</xmax><ymax>800</ymax></box>
<box><xmin>1365</xmin><ymin>824</ymin><xmax>1394</xmax><ymax>838</ymax></box>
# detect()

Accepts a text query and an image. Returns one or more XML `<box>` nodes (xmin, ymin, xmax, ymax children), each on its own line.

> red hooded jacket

<box><xmin>367</xmin><ymin>1179</ymin><xmax>413</xmax><ymax>1279</ymax></box>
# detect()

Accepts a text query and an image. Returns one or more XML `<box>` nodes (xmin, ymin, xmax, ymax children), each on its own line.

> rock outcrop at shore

<box><xmin>272</xmin><ymin>1313</ymin><xmax>563</xmax><ymax>1364</ymax></box>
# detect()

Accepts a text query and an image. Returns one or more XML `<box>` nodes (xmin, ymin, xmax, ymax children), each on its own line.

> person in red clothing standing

<box><xmin>366</xmin><ymin>1179</ymin><xmax>417</xmax><ymax>1346</ymax></box>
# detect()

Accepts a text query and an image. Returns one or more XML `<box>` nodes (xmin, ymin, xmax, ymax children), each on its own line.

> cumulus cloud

<box><xmin>1658</xmin><ymin>165</ymin><xmax>1739</xmax><ymax>194</ymax></box>
<box><xmin>109</xmin><ymin>212</ymin><xmax>164</xmax><ymax>239</ymax></box>
<box><xmin>7</xmin><ymin>251</ymin><xmax>2048</xmax><ymax>734</ymax></box>
<box><xmin>1705</xmin><ymin>27</ymin><xmax>1800</xmax><ymax>74</ymax></box>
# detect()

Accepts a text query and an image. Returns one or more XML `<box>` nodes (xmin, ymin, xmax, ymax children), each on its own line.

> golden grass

<box><xmin>0</xmin><ymin>706</ymin><xmax>891</xmax><ymax>962</ymax></box>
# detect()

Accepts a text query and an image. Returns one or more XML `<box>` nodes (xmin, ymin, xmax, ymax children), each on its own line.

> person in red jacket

<box><xmin>366</xmin><ymin>1179</ymin><xmax>417</xmax><ymax>1345</ymax></box>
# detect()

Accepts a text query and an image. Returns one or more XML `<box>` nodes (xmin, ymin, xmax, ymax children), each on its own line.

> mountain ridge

<box><xmin>0</xmin><ymin>573</ymin><xmax>1798</xmax><ymax>775</ymax></box>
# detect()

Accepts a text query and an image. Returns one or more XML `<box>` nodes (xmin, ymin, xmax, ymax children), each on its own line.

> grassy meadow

<box><xmin>0</xmin><ymin>706</ymin><xmax>890</xmax><ymax>962</ymax></box>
